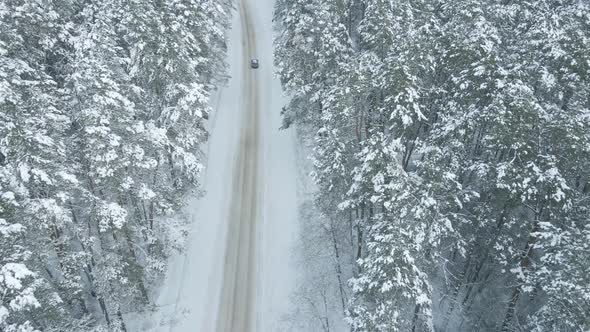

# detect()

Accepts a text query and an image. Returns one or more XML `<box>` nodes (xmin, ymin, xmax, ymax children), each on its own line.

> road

<box><xmin>135</xmin><ymin>0</ymin><xmax>300</xmax><ymax>330</ymax></box>
<box><xmin>215</xmin><ymin>0</ymin><xmax>260</xmax><ymax>330</ymax></box>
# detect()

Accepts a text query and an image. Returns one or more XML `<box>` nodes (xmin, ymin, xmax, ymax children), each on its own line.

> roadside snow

<box><xmin>251</xmin><ymin>0</ymin><xmax>300</xmax><ymax>329</ymax></box>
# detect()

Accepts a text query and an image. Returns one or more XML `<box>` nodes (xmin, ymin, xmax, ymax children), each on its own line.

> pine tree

<box><xmin>275</xmin><ymin>0</ymin><xmax>590</xmax><ymax>330</ymax></box>
<box><xmin>1</xmin><ymin>0</ymin><xmax>231</xmax><ymax>329</ymax></box>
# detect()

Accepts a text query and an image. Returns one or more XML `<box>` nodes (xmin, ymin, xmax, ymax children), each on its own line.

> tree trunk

<box><xmin>441</xmin><ymin>253</ymin><xmax>472</xmax><ymax>332</ymax></box>
<box><xmin>329</xmin><ymin>219</ymin><xmax>347</xmax><ymax>313</ymax></box>
<box><xmin>462</xmin><ymin>203</ymin><xmax>509</xmax><ymax>308</ymax></box>
<box><xmin>98</xmin><ymin>296</ymin><xmax>111</xmax><ymax>326</ymax></box>
<box><xmin>411</xmin><ymin>304</ymin><xmax>421</xmax><ymax>332</ymax></box>
<box><xmin>500</xmin><ymin>218</ymin><xmax>541</xmax><ymax>331</ymax></box>
<box><xmin>123</xmin><ymin>229</ymin><xmax>150</xmax><ymax>303</ymax></box>
<box><xmin>117</xmin><ymin>309</ymin><xmax>128</xmax><ymax>332</ymax></box>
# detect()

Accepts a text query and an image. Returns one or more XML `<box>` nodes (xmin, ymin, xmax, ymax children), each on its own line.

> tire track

<box><xmin>215</xmin><ymin>0</ymin><xmax>259</xmax><ymax>331</ymax></box>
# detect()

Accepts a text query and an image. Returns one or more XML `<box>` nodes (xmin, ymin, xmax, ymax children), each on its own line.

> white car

<box><xmin>250</xmin><ymin>58</ymin><xmax>259</xmax><ymax>69</ymax></box>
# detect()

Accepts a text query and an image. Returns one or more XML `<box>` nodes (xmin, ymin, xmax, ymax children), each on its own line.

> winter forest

<box><xmin>1</xmin><ymin>0</ymin><xmax>589</xmax><ymax>331</ymax></box>
<box><xmin>1</xmin><ymin>0</ymin><xmax>231</xmax><ymax>330</ymax></box>
<box><xmin>275</xmin><ymin>0</ymin><xmax>590</xmax><ymax>331</ymax></box>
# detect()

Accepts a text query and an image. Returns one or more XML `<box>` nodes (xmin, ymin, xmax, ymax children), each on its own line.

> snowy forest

<box><xmin>275</xmin><ymin>0</ymin><xmax>590</xmax><ymax>331</ymax></box>
<box><xmin>2</xmin><ymin>0</ymin><xmax>590</xmax><ymax>331</ymax></box>
<box><xmin>0</xmin><ymin>0</ymin><xmax>230</xmax><ymax>331</ymax></box>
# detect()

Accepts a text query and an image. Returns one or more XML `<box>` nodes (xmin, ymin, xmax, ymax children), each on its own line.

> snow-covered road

<box><xmin>215</xmin><ymin>0</ymin><xmax>260</xmax><ymax>330</ymax></box>
<box><xmin>136</xmin><ymin>0</ymin><xmax>300</xmax><ymax>330</ymax></box>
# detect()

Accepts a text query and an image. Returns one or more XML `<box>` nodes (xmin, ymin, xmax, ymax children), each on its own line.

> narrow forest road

<box><xmin>139</xmin><ymin>0</ymin><xmax>299</xmax><ymax>330</ymax></box>
<box><xmin>215</xmin><ymin>0</ymin><xmax>260</xmax><ymax>331</ymax></box>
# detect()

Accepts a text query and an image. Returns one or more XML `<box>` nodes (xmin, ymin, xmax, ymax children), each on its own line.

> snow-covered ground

<box><xmin>130</xmin><ymin>0</ymin><xmax>300</xmax><ymax>330</ymax></box>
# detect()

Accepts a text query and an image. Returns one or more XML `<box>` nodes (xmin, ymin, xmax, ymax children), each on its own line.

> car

<box><xmin>250</xmin><ymin>58</ymin><xmax>259</xmax><ymax>69</ymax></box>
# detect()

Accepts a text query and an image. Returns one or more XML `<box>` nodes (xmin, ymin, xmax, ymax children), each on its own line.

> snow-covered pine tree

<box><xmin>1</xmin><ymin>1</ymin><xmax>85</xmax><ymax>329</ymax></box>
<box><xmin>1</xmin><ymin>0</ymin><xmax>230</xmax><ymax>330</ymax></box>
<box><xmin>275</xmin><ymin>0</ymin><xmax>590</xmax><ymax>330</ymax></box>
